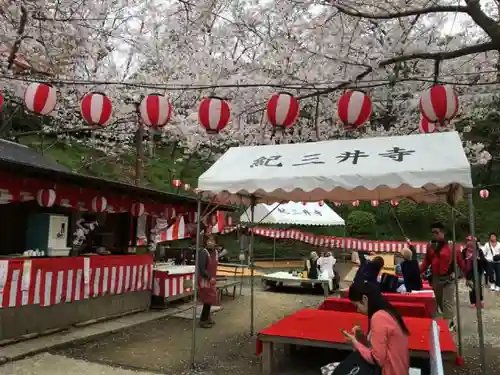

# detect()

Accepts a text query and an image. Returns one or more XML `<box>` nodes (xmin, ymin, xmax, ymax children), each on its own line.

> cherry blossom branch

<box><xmin>329</xmin><ymin>4</ymin><xmax>469</xmax><ymax>19</ymax></box>
<box><xmin>7</xmin><ymin>6</ymin><xmax>28</xmax><ymax>70</ymax></box>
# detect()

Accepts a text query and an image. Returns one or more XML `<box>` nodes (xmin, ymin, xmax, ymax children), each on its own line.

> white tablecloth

<box><xmin>154</xmin><ymin>265</ymin><xmax>195</xmax><ymax>275</ymax></box>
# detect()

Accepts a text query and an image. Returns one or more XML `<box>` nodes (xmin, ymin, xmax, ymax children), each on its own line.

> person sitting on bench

<box><xmin>305</xmin><ymin>251</ymin><xmax>319</xmax><ymax>279</ymax></box>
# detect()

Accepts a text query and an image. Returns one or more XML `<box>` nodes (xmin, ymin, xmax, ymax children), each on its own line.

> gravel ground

<box><xmin>3</xmin><ymin>264</ymin><xmax>500</xmax><ymax>375</ymax></box>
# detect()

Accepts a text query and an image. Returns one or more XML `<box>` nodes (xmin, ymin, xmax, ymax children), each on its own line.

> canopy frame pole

<box><xmin>450</xmin><ymin>208</ymin><xmax>463</xmax><ymax>358</ymax></box>
<box><xmin>273</xmin><ymin>237</ymin><xmax>276</xmax><ymax>267</ymax></box>
<box><xmin>468</xmin><ymin>192</ymin><xmax>486</xmax><ymax>373</ymax></box>
<box><xmin>249</xmin><ymin>196</ymin><xmax>256</xmax><ymax>335</ymax></box>
<box><xmin>189</xmin><ymin>199</ymin><xmax>202</xmax><ymax>368</ymax></box>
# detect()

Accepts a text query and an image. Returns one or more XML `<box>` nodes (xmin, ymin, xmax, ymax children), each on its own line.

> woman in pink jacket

<box><xmin>344</xmin><ymin>282</ymin><xmax>410</xmax><ymax>375</ymax></box>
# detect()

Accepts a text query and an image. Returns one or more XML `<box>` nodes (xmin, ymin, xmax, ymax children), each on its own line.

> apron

<box><xmin>198</xmin><ymin>249</ymin><xmax>218</xmax><ymax>305</ymax></box>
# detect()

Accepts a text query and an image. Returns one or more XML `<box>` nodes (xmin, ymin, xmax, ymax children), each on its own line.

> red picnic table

<box><xmin>257</xmin><ymin>308</ymin><xmax>456</xmax><ymax>375</ymax></box>
<box><xmin>319</xmin><ymin>297</ymin><xmax>432</xmax><ymax>318</ymax></box>
<box><xmin>342</xmin><ymin>289</ymin><xmax>436</xmax><ymax>316</ymax></box>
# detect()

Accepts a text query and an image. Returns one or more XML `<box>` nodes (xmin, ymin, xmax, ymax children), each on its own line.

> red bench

<box><xmin>319</xmin><ymin>297</ymin><xmax>432</xmax><ymax>318</ymax></box>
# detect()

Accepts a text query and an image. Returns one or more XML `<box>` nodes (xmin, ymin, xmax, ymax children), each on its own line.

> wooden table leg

<box><xmin>261</xmin><ymin>342</ymin><xmax>274</xmax><ymax>375</ymax></box>
<box><xmin>323</xmin><ymin>284</ymin><xmax>329</xmax><ymax>299</ymax></box>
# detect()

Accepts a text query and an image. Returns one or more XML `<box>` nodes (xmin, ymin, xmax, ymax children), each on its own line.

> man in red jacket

<box><xmin>420</xmin><ymin>222</ymin><xmax>466</xmax><ymax>330</ymax></box>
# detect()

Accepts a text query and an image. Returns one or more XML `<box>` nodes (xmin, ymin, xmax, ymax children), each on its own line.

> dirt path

<box><xmin>51</xmin><ymin>264</ymin><xmax>500</xmax><ymax>375</ymax></box>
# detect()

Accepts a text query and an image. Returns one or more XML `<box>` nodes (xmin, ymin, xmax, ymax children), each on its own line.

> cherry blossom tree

<box><xmin>1</xmin><ymin>0</ymin><xmax>499</xmax><ymax>172</ymax></box>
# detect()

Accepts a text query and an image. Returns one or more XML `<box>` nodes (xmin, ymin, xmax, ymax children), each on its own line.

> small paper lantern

<box><xmin>198</xmin><ymin>96</ymin><xmax>231</xmax><ymax>134</ymax></box>
<box><xmin>391</xmin><ymin>200</ymin><xmax>399</xmax><ymax>207</ymax></box>
<box><xmin>480</xmin><ymin>189</ymin><xmax>489</xmax><ymax>199</ymax></box>
<box><xmin>139</xmin><ymin>94</ymin><xmax>172</xmax><ymax>129</ymax></box>
<box><xmin>371</xmin><ymin>200</ymin><xmax>379</xmax><ymax>207</ymax></box>
<box><xmin>266</xmin><ymin>92</ymin><xmax>299</xmax><ymax>130</ymax></box>
<box><xmin>352</xmin><ymin>200</ymin><xmax>360</xmax><ymax>207</ymax></box>
<box><xmin>419</xmin><ymin>85</ymin><xmax>458</xmax><ymax>125</ymax></box>
<box><xmin>337</xmin><ymin>90</ymin><xmax>372</xmax><ymax>129</ymax></box>
<box><xmin>318</xmin><ymin>200</ymin><xmax>325</xmax><ymax>206</ymax></box>
<box><xmin>80</xmin><ymin>92</ymin><xmax>113</xmax><ymax>126</ymax></box>
<box><xmin>36</xmin><ymin>188</ymin><xmax>56</xmax><ymax>207</ymax></box>
<box><xmin>24</xmin><ymin>82</ymin><xmax>57</xmax><ymax>115</ymax></box>
<box><xmin>333</xmin><ymin>202</ymin><xmax>341</xmax><ymax>207</ymax></box>
<box><xmin>131</xmin><ymin>202</ymin><xmax>145</xmax><ymax>217</ymax></box>
<box><xmin>91</xmin><ymin>196</ymin><xmax>108</xmax><ymax>212</ymax></box>
<box><xmin>172</xmin><ymin>179</ymin><xmax>182</xmax><ymax>188</ymax></box>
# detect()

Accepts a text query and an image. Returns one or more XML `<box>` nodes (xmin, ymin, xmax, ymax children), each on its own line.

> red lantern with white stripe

<box><xmin>371</xmin><ymin>200</ymin><xmax>379</xmax><ymax>207</ymax></box>
<box><xmin>480</xmin><ymin>189</ymin><xmax>489</xmax><ymax>199</ymax></box>
<box><xmin>337</xmin><ymin>90</ymin><xmax>372</xmax><ymax>129</ymax></box>
<box><xmin>419</xmin><ymin>85</ymin><xmax>458</xmax><ymax>125</ymax></box>
<box><xmin>131</xmin><ymin>202</ymin><xmax>145</xmax><ymax>217</ymax></box>
<box><xmin>36</xmin><ymin>188</ymin><xmax>57</xmax><ymax>207</ymax></box>
<box><xmin>318</xmin><ymin>200</ymin><xmax>325</xmax><ymax>207</ymax></box>
<box><xmin>24</xmin><ymin>83</ymin><xmax>57</xmax><ymax>115</ymax></box>
<box><xmin>334</xmin><ymin>202</ymin><xmax>341</xmax><ymax>207</ymax></box>
<box><xmin>172</xmin><ymin>179</ymin><xmax>182</xmax><ymax>188</ymax></box>
<box><xmin>91</xmin><ymin>196</ymin><xmax>107</xmax><ymax>213</ymax></box>
<box><xmin>419</xmin><ymin>115</ymin><xmax>436</xmax><ymax>134</ymax></box>
<box><xmin>80</xmin><ymin>92</ymin><xmax>113</xmax><ymax>126</ymax></box>
<box><xmin>198</xmin><ymin>96</ymin><xmax>231</xmax><ymax>134</ymax></box>
<box><xmin>139</xmin><ymin>94</ymin><xmax>172</xmax><ymax>129</ymax></box>
<box><xmin>391</xmin><ymin>200</ymin><xmax>399</xmax><ymax>207</ymax></box>
<box><xmin>352</xmin><ymin>200</ymin><xmax>360</xmax><ymax>207</ymax></box>
<box><xmin>266</xmin><ymin>92</ymin><xmax>300</xmax><ymax>130</ymax></box>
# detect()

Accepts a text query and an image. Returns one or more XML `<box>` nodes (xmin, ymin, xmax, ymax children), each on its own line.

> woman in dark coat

<box><xmin>400</xmin><ymin>246</ymin><xmax>422</xmax><ymax>292</ymax></box>
<box><xmin>462</xmin><ymin>236</ymin><xmax>486</xmax><ymax>307</ymax></box>
<box><xmin>353</xmin><ymin>255</ymin><xmax>385</xmax><ymax>287</ymax></box>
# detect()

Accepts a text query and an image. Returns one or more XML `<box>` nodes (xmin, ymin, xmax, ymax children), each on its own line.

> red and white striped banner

<box><xmin>218</xmin><ymin>226</ymin><xmax>465</xmax><ymax>254</ymax></box>
<box><xmin>156</xmin><ymin>215</ymin><xmax>190</xmax><ymax>242</ymax></box>
<box><xmin>153</xmin><ymin>271</ymin><xmax>194</xmax><ymax>298</ymax></box>
<box><xmin>0</xmin><ymin>255</ymin><xmax>153</xmax><ymax>309</ymax></box>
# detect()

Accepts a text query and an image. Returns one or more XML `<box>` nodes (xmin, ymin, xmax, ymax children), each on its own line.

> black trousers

<box><xmin>200</xmin><ymin>303</ymin><xmax>211</xmax><ymax>321</ymax></box>
<box><xmin>469</xmin><ymin>279</ymin><xmax>483</xmax><ymax>305</ymax></box>
<box><xmin>485</xmin><ymin>261</ymin><xmax>495</xmax><ymax>285</ymax></box>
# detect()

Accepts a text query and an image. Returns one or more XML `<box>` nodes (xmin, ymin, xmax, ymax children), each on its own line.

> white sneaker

<box><xmin>490</xmin><ymin>284</ymin><xmax>496</xmax><ymax>291</ymax></box>
<box><xmin>496</xmin><ymin>286</ymin><xmax>500</xmax><ymax>292</ymax></box>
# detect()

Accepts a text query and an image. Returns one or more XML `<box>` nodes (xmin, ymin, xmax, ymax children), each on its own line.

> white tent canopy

<box><xmin>198</xmin><ymin>132</ymin><xmax>473</xmax><ymax>204</ymax></box>
<box><xmin>240</xmin><ymin>201</ymin><xmax>344</xmax><ymax>226</ymax></box>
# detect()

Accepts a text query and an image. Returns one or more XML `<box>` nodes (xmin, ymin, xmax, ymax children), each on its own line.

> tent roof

<box><xmin>198</xmin><ymin>132</ymin><xmax>473</xmax><ymax>205</ymax></box>
<box><xmin>240</xmin><ymin>201</ymin><xmax>344</xmax><ymax>226</ymax></box>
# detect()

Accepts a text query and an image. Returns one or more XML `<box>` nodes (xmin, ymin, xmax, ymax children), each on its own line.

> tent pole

<box><xmin>273</xmin><ymin>237</ymin><xmax>276</xmax><ymax>267</ymax></box>
<box><xmin>450</xmin><ymin>208</ymin><xmax>463</xmax><ymax>358</ymax></box>
<box><xmin>250</xmin><ymin>196</ymin><xmax>256</xmax><ymax>335</ymax></box>
<box><xmin>190</xmin><ymin>199</ymin><xmax>202</xmax><ymax>368</ymax></box>
<box><xmin>468</xmin><ymin>192</ymin><xmax>486</xmax><ymax>373</ymax></box>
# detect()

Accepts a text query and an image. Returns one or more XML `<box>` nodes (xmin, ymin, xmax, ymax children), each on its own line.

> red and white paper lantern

<box><xmin>139</xmin><ymin>94</ymin><xmax>172</xmax><ymax>129</ymax></box>
<box><xmin>334</xmin><ymin>202</ymin><xmax>342</xmax><ymax>207</ymax></box>
<box><xmin>419</xmin><ymin>115</ymin><xmax>436</xmax><ymax>134</ymax></box>
<box><xmin>480</xmin><ymin>189</ymin><xmax>489</xmax><ymax>199</ymax></box>
<box><xmin>337</xmin><ymin>90</ymin><xmax>372</xmax><ymax>129</ymax></box>
<box><xmin>352</xmin><ymin>200</ymin><xmax>360</xmax><ymax>207</ymax></box>
<box><xmin>172</xmin><ymin>179</ymin><xmax>182</xmax><ymax>188</ymax></box>
<box><xmin>318</xmin><ymin>200</ymin><xmax>325</xmax><ymax>206</ymax></box>
<box><xmin>198</xmin><ymin>96</ymin><xmax>231</xmax><ymax>134</ymax></box>
<box><xmin>419</xmin><ymin>85</ymin><xmax>458</xmax><ymax>125</ymax></box>
<box><xmin>91</xmin><ymin>196</ymin><xmax>107</xmax><ymax>212</ymax></box>
<box><xmin>391</xmin><ymin>200</ymin><xmax>399</xmax><ymax>207</ymax></box>
<box><xmin>24</xmin><ymin>83</ymin><xmax>57</xmax><ymax>115</ymax></box>
<box><xmin>266</xmin><ymin>92</ymin><xmax>299</xmax><ymax>130</ymax></box>
<box><xmin>131</xmin><ymin>202</ymin><xmax>145</xmax><ymax>217</ymax></box>
<box><xmin>36</xmin><ymin>188</ymin><xmax>56</xmax><ymax>208</ymax></box>
<box><xmin>80</xmin><ymin>92</ymin><xmax>113</xmax><ymax>126</ymax></box>
<box><xmin>371</xmin><ymin>200</ymin><xmax>379</xmax><ymax>207</ymax></box>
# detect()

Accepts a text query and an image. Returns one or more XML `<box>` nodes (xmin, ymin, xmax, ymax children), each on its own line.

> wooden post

<box><xmin>261</xmin><ymin>342</ymin><xmax>274</xmax><ymax>375</ymax></box>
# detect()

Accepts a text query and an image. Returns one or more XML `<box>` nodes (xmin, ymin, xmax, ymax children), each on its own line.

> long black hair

<box><xmin>349</xmin><ymin>281</ymin><xmax>409</xmax><ymax>335</ymax></box>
